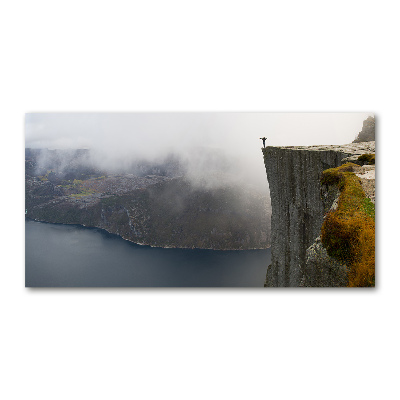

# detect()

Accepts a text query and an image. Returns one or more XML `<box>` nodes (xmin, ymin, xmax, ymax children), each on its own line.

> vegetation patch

<box><xmin>320</xmin><ymin>163</ymin><xmax>375</xmax><ymax>287</ymax></box>
<box><xmin>357</xmin><ymin>153</ymin><xmax>375</xmax><ymax>165</ymax></box>
<box><xmin>70</xmin><ymin>189</ymin><xmax>95</xmax><ymax>198</ymax></box>
<box><xmin>362</xmin><ymin>197</ymin><xmax>375</xmax><ymax>220</ymax></box>
<box><xmin>37</xmin><ymin>169</ymin><xmax>56</xmax><ymax>182</ymax></box>
<box><xmin>59</xmin><ymin>178</ymin><xmax>98</xmax><ymax>197</ymax></box>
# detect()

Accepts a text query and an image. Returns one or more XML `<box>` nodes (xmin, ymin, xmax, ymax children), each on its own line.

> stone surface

<box><xmin>301</xmin><ymin>237</ymin><xmax>348</xmax><ymax>287</ymax></box>
<box><xmin>262</xmin><ymin>141</ymin><xmax>375</xmax><ymax>287</ymax></box>
<box><xmin>355</xmin><ymin>165</ymin><xmax>375</xmax><ymax>203</ymax></box>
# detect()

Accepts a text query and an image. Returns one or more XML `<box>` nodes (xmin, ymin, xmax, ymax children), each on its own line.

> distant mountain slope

<box><xmin>25</xmin><ymin>149</ymin><xmax>271</xmax><ymax>250</ymax></box>
<box><xmin>353</xmin><ymin>116</ymin><xmax>375</xmax><ymax>143</ymax></box>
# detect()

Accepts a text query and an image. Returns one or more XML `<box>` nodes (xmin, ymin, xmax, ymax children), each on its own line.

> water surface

<box><xmin>25</xmin><ymin>220</ymin><xmax>270</xmax><ymax>287</ymax></box>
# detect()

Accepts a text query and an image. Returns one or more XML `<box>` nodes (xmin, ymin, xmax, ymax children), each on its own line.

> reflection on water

<box><xmin>25</xmin><ymin>220</ymin><xmax>271</xmax><ymax>287</ymax></box>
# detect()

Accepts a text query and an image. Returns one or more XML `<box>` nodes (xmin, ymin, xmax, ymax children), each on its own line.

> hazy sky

<box><xmin>25</xmin><ymin>112</ymin><xmax>372</xmax><ymax>187</ymax></box>
<box><xmin>25</xmin><ymin>112</ymin><xmax>372</xmax><ymax>150</ymax></box>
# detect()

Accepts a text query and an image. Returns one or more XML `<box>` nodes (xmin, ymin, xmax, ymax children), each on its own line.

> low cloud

<box><xmin>25</xmin><ymin>112</ymin><xmax>372</xmax><ymax>192</ymax></box>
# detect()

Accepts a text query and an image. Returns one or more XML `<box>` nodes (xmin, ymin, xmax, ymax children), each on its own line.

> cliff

<box><xmin>25</xmin><ymin>175</ymin><xmax>271</xmax><ymax>250</ymax></box>
<box><xmin>25</xmin><ymin>148</ymin><xmax>271</xmax><ymax>250</ymax></box>
<box><xmin>353</xmin><ymin>116</ymin><xmax>375</xmax><ymax>143</ymax></box>
<box><xmin>262</xmin><ymin>142</ymin><xmax>375</xmax><ymax>287</ymax></box>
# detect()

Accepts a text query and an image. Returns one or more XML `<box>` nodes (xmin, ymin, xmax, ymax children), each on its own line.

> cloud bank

<box><xmin>25</xmin><ymin>112</ymin><xmax>372</xmax><ymax>189</ymax></box>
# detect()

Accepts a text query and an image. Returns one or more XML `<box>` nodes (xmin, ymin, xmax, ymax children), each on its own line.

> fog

<box><xmin>25</xmin><ymin>112</ymin><xmax>372</xmax><ymax>189</ymax></box>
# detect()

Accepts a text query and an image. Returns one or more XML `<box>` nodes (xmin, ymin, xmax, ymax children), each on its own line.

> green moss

<box><xmin>362</xmin><ymin>198</ymin><xmax>375</xmax><ymax>220</ymax></box>
<box><xmin>357</xmin><ymin>153</ymin><xmax>375</xmax><ymax>165</ymax></box>
<box><xmin>320</xmin><ymin>163</ymin><xmax>358</xmax><ymax>188</ymax></box>
<box><xmin>320</xmin><ymin>163</ymin><xmax>375</xmax><ymax>287</ymax></box>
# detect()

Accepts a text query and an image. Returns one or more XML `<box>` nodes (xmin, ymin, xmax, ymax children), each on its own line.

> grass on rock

<box><xmin>320</xmin><ymin>163</ymin><xmax>375</xmax><ymax>287</ymax></box>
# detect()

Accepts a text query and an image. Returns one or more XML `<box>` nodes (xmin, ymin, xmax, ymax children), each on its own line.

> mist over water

<box><xmin>25</xmin><ymin>112</ymin><xmax>372</xmax><ymax>192</ymax></box>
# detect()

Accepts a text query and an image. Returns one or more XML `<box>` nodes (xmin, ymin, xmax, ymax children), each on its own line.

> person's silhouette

<box><xmin>260</xmin><ymin>137</ymin><xmax>267</xmax><ymax>148</ymax></box>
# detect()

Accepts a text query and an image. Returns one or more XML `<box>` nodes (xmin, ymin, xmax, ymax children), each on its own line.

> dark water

<box><xmin>25</xmin><ymin>220</ymin><xmax>271</xmax><ymax>287</ymax></box>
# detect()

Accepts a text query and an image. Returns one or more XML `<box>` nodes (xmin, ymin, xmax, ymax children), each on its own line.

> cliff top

<box><xmin>264</xmin><ymin>141</ymin><xmax>375</xmax><ymax>155</ymax></box>
<box><xmin>263</xmin><ymin>142</ymin><xmax>376</xmax><ymax>202</ymax></box>
<box><xmin>355</xmin><ymin>164</ymin><xmax>375</xmax><ymax>203</ymax></box>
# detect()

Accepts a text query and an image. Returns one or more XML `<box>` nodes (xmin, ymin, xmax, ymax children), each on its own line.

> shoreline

<box><xmin>25</xmin><ymin>217</ymin><xmax>271</xmax><ymax>252</ymax></box>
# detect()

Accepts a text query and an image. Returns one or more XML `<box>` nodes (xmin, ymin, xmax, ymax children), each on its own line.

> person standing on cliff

<box><xmin>260</xmin><ymin>137</ymin><xmax>267</xmax><ymax>148</ymax></box>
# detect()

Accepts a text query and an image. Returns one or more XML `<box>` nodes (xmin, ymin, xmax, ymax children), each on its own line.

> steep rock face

<box><xmin>26</xmin><ymin>176</ymin><xmax>271</xmax><ymax>250</ymax></box>
<box><xmin>353</xmin><ymin>116</ymin><xmax>375</xmax><ymax>143</ymax></box>
<box><xmin>262</xmin><ymin>142</ymin><xmax>375</xmax><ymax>287</ymax></box>
<box><xmin>302</xmin><ymin>236</ymin><xmax>348</xmax><ymax>287</ymax></box>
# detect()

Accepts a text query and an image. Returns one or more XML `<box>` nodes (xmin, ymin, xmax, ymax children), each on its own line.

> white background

<box><xmin>1</xmin><ymin>1</ymin><xmax>399</xmax><ymax>399</ymax></box>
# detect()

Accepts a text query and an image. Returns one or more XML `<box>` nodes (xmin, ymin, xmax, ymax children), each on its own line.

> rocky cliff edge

<box><xmin>262</xmin><ymin>142</ymin><xmax>375</xmax><ymax>287</ymax></box>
